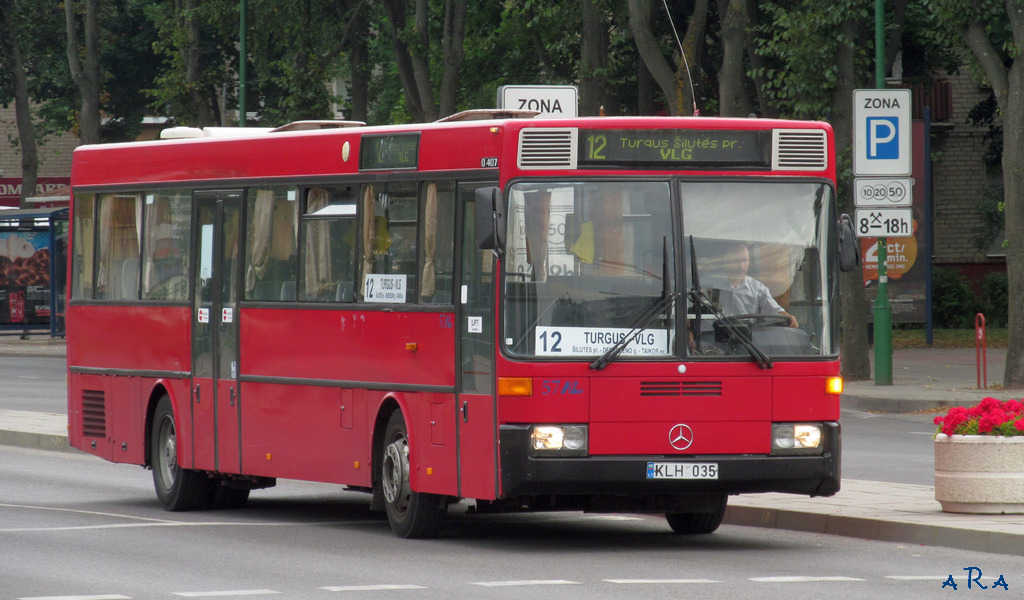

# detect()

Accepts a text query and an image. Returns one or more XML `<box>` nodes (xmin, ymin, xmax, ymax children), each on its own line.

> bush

<box><xmin>931</xmin><ymin>267</ymin><xmax>980</xmax><ymax>328</ymax></box>
<box><xmin>981</xmin><ymin>271</ymin><xmax>1008</xmax><ymax>328</ymax></box>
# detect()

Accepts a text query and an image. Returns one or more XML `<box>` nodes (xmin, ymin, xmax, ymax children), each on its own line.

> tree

<box><xmin>381</xmin><ymin>0</ymin><xmax>468</xmax><ymax>122</ymax></box>
<box><xmin>0</xmin><ymin>0</ymin><xmax>38</xmax><ymax>205</ymax></box>
<box><xmin>628</xmin><ymin>0</ymin><xmax>708</xmax><ymax>115</ymax></box>
<box><xmin>929</xmin><ymin>0</ymin><xmax>1024</xmax><ymax>388</ymax></box>
<box><xmin>65</xmin><ymin>0</ymin><xmax>102</xmax><ymax>144</ymax></box>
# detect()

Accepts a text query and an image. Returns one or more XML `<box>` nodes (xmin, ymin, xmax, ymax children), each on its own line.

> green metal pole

<box><xmin>239</xmin><ymin>0</ymin><xmax>247</xmax><ymax>127</ymax></box>
<box><xmin>872</xmin><ymin>0</ymin><xmax>893</xmax><ymax>385</ymax></box>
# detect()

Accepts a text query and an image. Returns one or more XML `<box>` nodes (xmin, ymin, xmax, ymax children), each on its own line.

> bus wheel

<box><xmin>151</xmin><ymin>396</ymin><xmax>212</xmax><ymax>511</ymax></box>
<box><xmin>380</xmin><ymin>411</ymin><xmax>446</xmax><ymax>538</ymax></box>
<box><xmin>665</xmin><ymin>495</ymin><xmax>728</xmax><ymax>534</ymax></box>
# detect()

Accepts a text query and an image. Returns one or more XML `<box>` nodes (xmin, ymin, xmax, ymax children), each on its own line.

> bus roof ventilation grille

<box><xmin>640</xmin><ymin>381</ymin><xmax>723</xmax><ymax>397</ymax></box>
<box><xmin>518</xmin><ymin>128</ymin><xmax>578</xmax><ymax>170</ymax></box>
<box><xmin>81</xmin><ymin>389</ymin><xmax>107</xmax><ymax>438</ymax></box>
<box><xmin>772</xmin><ymin>129</ymin><xmax>828</xmax><ymax>171</ymax></box>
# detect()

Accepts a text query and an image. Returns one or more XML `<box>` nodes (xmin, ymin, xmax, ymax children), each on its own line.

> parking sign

<box><xmin>853</xmin><ymin>89</ymin><xmax>911</xmax><ymax>176</ymax></box>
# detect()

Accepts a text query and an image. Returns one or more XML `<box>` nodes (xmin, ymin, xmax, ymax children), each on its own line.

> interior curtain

<box><xmin>245</xmin><ymin>189</ymin><xmax>276</xmax><ymax>292</ymax></box>
<box><xmin>360</xmin><ymin>184</ymin><xmax>376</xmax><ymax>298</ymax></box>
<box><xmin>524</xmin><ymin>191</ymin><xmax>550</xmax><ymax>282</ymax></box>
<box><xmin>421</xmin><ymin>183</ymin><xmax>438</xmax><ymax>297</ymax></box>
<box><xmin>304</xmin><ymin>188</ymin><xmax>331</xmax><ymax>298</ymax></box>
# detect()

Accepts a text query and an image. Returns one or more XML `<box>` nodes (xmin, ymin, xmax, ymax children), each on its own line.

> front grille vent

<box><xmin>640</xmin><ymin>381</ymin><xmax>723</xmax><ymax>397</ymax></box>
<box><xmin>518</xmin><ymin>128</ymin><xmax>578</xmax><ymax>169</ymax></box>
<box><xmin>772</xmin><ymin>129</ymin><xmax>828</xmax><ymax>170</ymax></box>
<box><xmin>81</xmin><ymin>389</ymin><xmax>106</xmax><ymax>438</ymax></box>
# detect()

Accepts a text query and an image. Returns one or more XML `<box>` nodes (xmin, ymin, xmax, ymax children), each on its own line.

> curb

<box><xmin>724</xmin><ymin>504</ymin><xmax>1024</xmax><ymax>556</ymax></box>
<box><xmin>0</xmin><ymin>430</ymin><xmax>78</xmax><ymax>454</ymax></box>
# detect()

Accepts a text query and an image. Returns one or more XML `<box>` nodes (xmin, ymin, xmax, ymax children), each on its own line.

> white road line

<box><xmin>18</xmin><ymin>596</ymin><xmax>132</xmax><ymax>600</ymax></box>
<box><xmin>605</xmin><ymin>579</ymin><xmax>721</xmax><ymax>584</ymax></box>
<box><xmin>320</xmin><ymin>585</ymin><xmax>426</xmax><ymax>592</ymax></box>
<box><xmin>174</xmin><ymin>591</ymin><xmax>279</xmax><ymax>598</ymax></box>
<box><xmin>751</xmin><ymin>576</ymin><xmax>866</xmax><ymax>583</ymax></box>
<box><xmin>472</xmin><ymin>580</ymin><xmax>581</xmax><ymax>587</ymax></box>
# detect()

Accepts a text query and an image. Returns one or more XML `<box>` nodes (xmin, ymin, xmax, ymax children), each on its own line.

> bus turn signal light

<box><xmin>498</xmin><ymin>377</ymin><xmax>533</xmax><ymax>397</ymax></box>
<box><xmin>825</xmin><ymin>376</ymin><xmax>843</xmax><ymax>395</ymax></box>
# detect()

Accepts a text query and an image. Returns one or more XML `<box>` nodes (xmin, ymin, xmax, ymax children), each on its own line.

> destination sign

<box><xmin>578</xmin><ymin>129</ymin><xmax>770</xmax><ymax>168</ymax></box>
<box><xmin>360</xmin><ymin>133</ymin><xmax>419</xmax><ymax>170</ymax></box>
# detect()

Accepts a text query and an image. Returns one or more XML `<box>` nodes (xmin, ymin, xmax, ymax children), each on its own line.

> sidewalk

<box><xmin>2</xmin><ymin>336</ymin><xmax>1023</xmax><ymax>555</ymax></box>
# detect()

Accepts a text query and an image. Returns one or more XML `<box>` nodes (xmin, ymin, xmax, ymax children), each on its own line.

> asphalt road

<box><xmin>4</xmin><ymin>444</ymin><xmax>1021</xmax><ymax>600</ymax></box>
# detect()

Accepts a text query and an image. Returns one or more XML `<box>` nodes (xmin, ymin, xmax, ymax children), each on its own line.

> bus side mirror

<box><xmin>837</xmin><ymin>214</ymin><xmax>860</xmax><ymax>272</ymax></box>
<box><xmin>475</xmin><ymin>186</ymin><xmax>505</xmax><ymax>251</ymax></box>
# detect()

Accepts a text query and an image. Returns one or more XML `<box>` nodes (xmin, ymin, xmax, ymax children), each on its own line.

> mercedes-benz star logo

<box><xmin>669</xmin><ymin>423</ymin><xmax>693</xmax><ymax>451</ymax></box>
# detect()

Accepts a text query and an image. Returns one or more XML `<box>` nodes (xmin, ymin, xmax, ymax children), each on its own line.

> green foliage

<box><xmin>981</xmin><ymin>271</ymin><xmax>1008</xmax><ymax>328</ymax></box>
<box><xmin>931</xmin><ymin>267</ymin><xmax>981</xmax><ymax>328</ymax></box>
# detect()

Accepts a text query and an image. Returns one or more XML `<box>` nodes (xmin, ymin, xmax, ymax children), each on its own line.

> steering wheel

<box><xmin>717</xmin><ymin>313</ymin><xmax>792</xmax><ymax>328</ymax></box>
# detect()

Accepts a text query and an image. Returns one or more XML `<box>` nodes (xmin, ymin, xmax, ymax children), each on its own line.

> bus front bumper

<box><xmin>497</xmin><ymin>422</ymin><xmax>840</xmax><ymax>502</ymax></box>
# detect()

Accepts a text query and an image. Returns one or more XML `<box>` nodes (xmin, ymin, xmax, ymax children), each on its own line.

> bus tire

<box><xmin>665</xmin><ymin>495</ymin><xmax>728</xmax><ymax>534</ymax></box>
<box><xmin>380</xmin><ymin>410</ymin><xmax>446</xmax><ymax>538</ymax></box>
<box><xmin>151</xmin><ymin>396</ymin><xmax>212</xmax><ymax>511</ymax></box>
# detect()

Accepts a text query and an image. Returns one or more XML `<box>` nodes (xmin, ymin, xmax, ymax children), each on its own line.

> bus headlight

<box><xmin>531</xmin><ymin>425</ymin><xmax>588</xmax><ymax>456</ymax></box>
<box><xmin>772</xmin><ymin>423</ymin><xmax>824</xmax><ymax>455</ymax></box>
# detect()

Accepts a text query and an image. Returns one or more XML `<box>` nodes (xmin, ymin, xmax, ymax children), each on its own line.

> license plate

<box><xmin>646</xmin><ymin>462</ymin><xmax>718</xmax><ymax>480</ymax></box>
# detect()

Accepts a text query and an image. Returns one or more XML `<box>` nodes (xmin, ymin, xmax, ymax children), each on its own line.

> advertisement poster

<box><xmin>860</xmin><ymin>121</ymin><xmax>927</xmax><ymax>323</ymax></box>
<box><xmin>0</xmin><ymin>230</ymin><xmax>51</xmax><ymax>326</ymax></box>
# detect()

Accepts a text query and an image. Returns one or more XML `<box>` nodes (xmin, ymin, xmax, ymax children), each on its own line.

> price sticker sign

<box><xmin>854</xmin><ymin>177</ymin><xmax>913</xmax><ymax>207</ymax></box>
<box><xmin>854</xmin><ymin>208</ymin><xmax>914</xmax><ymax>239</ymax></box>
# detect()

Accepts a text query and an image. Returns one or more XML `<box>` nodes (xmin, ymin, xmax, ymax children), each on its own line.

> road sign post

<box><xmin>853</xmin><ymin>87</ymin><xmax>912</xmax><ymax>386</ymax></box>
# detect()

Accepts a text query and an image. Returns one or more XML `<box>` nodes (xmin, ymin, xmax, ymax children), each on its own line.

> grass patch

<box><xmin>891</xmin><ymin>328</ymin><xmax>1007</xmax><ymax>349</ymax></box>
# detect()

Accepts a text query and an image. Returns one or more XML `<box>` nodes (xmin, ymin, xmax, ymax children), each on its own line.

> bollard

<box><xmin>975</xmin><ymin>313</ymin><xmax>987</xmax><ymax>389</ymax></box>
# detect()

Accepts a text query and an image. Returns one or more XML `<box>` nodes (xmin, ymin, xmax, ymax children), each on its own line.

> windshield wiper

<box><xmin>688</xmin><ymin>236</ymin><xmax>773</xmax><ymax>369</ymax></box>
<box><xmin>591</xmin><ymin>237</ymin><xmax>675</xmax><ymax>371</ymax></box>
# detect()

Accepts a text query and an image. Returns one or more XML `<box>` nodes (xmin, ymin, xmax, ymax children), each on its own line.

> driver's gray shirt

<box><xmin>705</xmin><ymin>274</ymin><xmax>785</xmax><ymax>316</ymax></box>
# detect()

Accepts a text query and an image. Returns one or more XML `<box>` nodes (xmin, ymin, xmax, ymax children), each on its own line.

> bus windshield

<box><xmin>501</xmin><ymin>179</ymin><xmax>837</xmax><ymax>361</ymax></box>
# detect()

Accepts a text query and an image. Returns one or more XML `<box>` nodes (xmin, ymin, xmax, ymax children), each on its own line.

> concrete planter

<box><xmin>934</xmin><ymin>434</ymin><xmax>1024</xmax><ymax>514</ymax></box>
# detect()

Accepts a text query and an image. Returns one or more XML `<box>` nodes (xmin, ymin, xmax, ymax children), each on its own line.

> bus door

<box><xmin>191</xmin><ymin>191</ymin><xmax>243</xmax><ymax>474</ymax></box>
<box><xmin>456</xmin><ymin>184</ymin><xmax>498</xmax><ymax>499</ymax></box>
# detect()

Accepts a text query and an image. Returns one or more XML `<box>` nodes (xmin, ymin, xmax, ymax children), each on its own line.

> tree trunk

<box><xmin>960</xmin><ymin>12</ymin><xmax>1024</xmax><ymax>388</ymax></box>
<box><xmin>348</xmin><ymin>5</ymin><xmax>369</xmax><ymax>123</ymax></box>
<box><xmin>0</xmin><ymin>3</ymin><xmax>38</xmax><ymax>206</ymax></box>
<box><xmin>744</xmin><ymin>0</ymin><xmax>777</xmax><ymax>117</ymax></box>
<box><xmin>676</xmin><ymin>0</ymin><xmax>707</xmax><ymax>116</ymax></box>
<box><xmin>65</xmin><ymin>0</ymin><xmax>102</xmax><ymax>144</ymax></box>
<box><xmin>580</xmin><ymin>0</ymin><xmax>608</xmax><ymax>116</ymax></box>
<box><xmin>438</xmin><ymin>0</ymin><xmax>467</xmax><ymax>119</ymax></box>
<box><xmin>183</xmin><ymin>0</ymin><xmax>215</xmax><ymax>127</ymax></box>
<box><xmin>832</xmin><ymin>17</ymin><xmax>871</xmax><ymax>380</ymax></box>
<box><xmin>628</xmin><ymin>0</ymin><xmax>680</xmax><ymax>115</ymax></box>
<box><xmin>382</xmin><ymin>0</ymin><xmax>428</xmax><ymax>121</ymax></box>
<box><xmin>717</xmin><ymin>0</ymin><xmax>751</xmax><ymax>117</ymax></box>
<box><xmin>1000</xmin><ymin>64</ymin><xmax>1024</xmax><ymax>388</ymax></box>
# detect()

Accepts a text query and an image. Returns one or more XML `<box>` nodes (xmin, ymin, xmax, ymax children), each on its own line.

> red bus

<box><xmin>67</xmin><ymin>111</ymin><xmax>858</xmax><ymax>538</ymax></box>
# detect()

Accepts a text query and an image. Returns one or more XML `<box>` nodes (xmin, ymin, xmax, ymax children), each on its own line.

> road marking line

<box><xmin>605</xmin><ymin>579</ymin><xmax>721</xmax><ymax>584</ymax></box>
<box><xmin>472</xmin><ymin>580</ymin><xmax>580</xmax><ymax>587</ymax></box>
<box><xmin>174</xmin><ymin>591</ymin><xmax>279</xmax><ymax>597</ymax></box>
<box><xmin>320</xmin><ymin>585</ymin><xmax>426</xmax><ymax>592</ymax></box>
<box><xmin>18</xmin><ymin>596</ymin><xmax>132</xmax><ymax>600</ymax></box>
<box><xmin>751</xmin><ymin>576</ymin><xmax>865</xmax><ymax>583</ymax></box>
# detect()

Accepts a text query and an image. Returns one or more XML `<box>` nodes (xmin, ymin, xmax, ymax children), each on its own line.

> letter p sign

<box><xmin>867</xmin><ymin>117</ymin><xmax>899</xmax><ymax>160</ymax></box>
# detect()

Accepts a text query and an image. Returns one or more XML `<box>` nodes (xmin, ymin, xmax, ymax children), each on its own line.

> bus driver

<box><xmin>706</xmin><ymin>242</ymin><xmax>798</xmax><ymax>328</ymax></box>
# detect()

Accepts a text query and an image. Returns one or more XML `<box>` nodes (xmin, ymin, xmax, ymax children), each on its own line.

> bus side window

<box><xmin>299</xmin><ymin>187</ymin><xmax>357</xmax><ymax>303</ymax></box>
<box><xmin>245</xmin><ymin>187</ymin><xmax>299</xmax><ymax>301</ymax></box>
<box><xmin>95</xmin><ymin>193</ymin><xmax>141</xmax><ymax>300</ymax></box>
<box><xmin>359</xmin><ymin>182</ymin><xmax>418</xmax><ymax>302</ymax></box>
<box><xmin>419</xmin><ymin>181</ymin><xmax>455</xmax><ymax>304</ymax></box>
<box><xmin>141</xmin><ymin>190</ymin><xmax>191</xmax><ymax>301</ymax></box>
<box><xmin>71</xmin><ymin>193</ymin><xmax>96</xmax><ymax>299</ymax></box>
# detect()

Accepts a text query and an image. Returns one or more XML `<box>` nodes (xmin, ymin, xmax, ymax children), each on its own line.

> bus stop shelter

<box><xmin>0</xmin><ymin>206</ymin><xmax>68</xmax><ymax>337</ymax></box>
